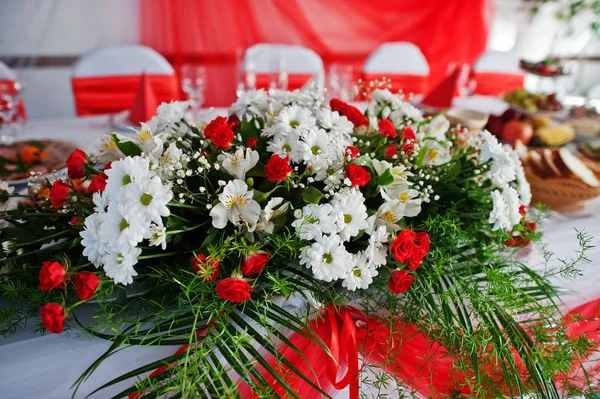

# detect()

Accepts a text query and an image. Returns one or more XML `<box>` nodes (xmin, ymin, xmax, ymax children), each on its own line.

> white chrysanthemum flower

<box><xmin>103</xmin><ymin>246</ymin><xmax>141</xmax><ymax>285</ymax></box>
<box><xmin>80</xmin><ymin>213</ymin><xmax>106</xmax><ymax>268</ymax></box>
<box><xmin>331</xmin><ymin>188</ymin><xmax>369</xmax><ymax>241</ymax></box>
<box><xmin>342</xmin><ymin>252</ymin><xmax>378</xmax><ymax>291</ymax></box>
<box><xmin>126</xmin><ymin>176</ymin><xmax>172</xmax><ymax>225</ymax></box>
<box><xmin>503</xmin><ymin>186</ymin><xmax>522</xmax><ymax>228</ymax></box>
<box><xmin>314</xmin><ymin>163</ymin><xmax>345</xmax><ymax>186</ymax></box>
<box><xmin>218</xmin><ymin>147</ymin><xmax>259</xmax><ymax>180</ymax></box>
<box><xmin>478</xmin><ymin>131</ymin><xmax>517</xmax><ymax>186</ymax></box>
<box><xmin>209</xmin><ymin>179</ymin><xmax>261</xmax><ymax>232</ymax></box>
<box><xmin>317</xmin><ymin>109</ymin><xmax>354</xmax><ymax>136</ymax></box>
<box><xmin>157</xmin><ymin>101</ymin><xmax>188</xmax><ymax>123</ymax></box>
<box><xmin>266</xmin><ymin>131</ymin><xmax>304</xmax><ymax>163</ymax></box>
<box><xmin>366</xmin><ymin>200</ymin><xmax>406</xmax><ymax>235</ymax></box>
<box><xmin>421</xmin><ymin>140</ymin><xmax>452</xmax><ymax>166</ymax></box>
<box><xmin>300</xmin><ymin>128</ymin><xmax>331</xmax><ymax>169</ymax></box>
<box><xmin>147</xmin><ymin>223</ymin><xmax>167</xmax><ymax>250</ymax></box>
<box><xmin>366</xmin><ymin>226</ymin><xmax>389</xmax><ymax>266</ymax></box>
<box><xmin>509</xmin><ymin>148</ymin><xmax>532</xmax><ymax>206</ymax></box>
<box><xmin>256</xmin><ymin>197</ymin><xmax>288</xmax><ymax>234</ymax></box>
<box><xmin>274</xmin><ymin>105</ymin><xmax>316</xmax><ymax>134</ymax></box>
<box><xmin>421</xmin><ymin>115</ymin><xmax>450</xmax><ymax>141</ymax></box>
<box><xmin>230</xmin><ymin>89</ymin><xmax>269</xmax><ymax>118</ymax></box>
<box><xmin>101</xmin><ymin>203</ymin><xmax>150</xmax><ymax>252</ymax></box>
<box><xmin>0</xmin><ymin>181</ymin><xmax>15</xmax><ymax>212</ymax></box>
<box><xmin>292</xmin><ymin>203</ymin><xmax>342</xmax><ymax>240</ymax></box>
<box><xmin>93</xmin><ymin>192</ymin><xmax>109</xmax><ymax>215</ymax></box>
<box><xmin>381</xmin><ymin>183</ymin><xmax>422</xmax><ymax>217</ymax></box>
<box><xmin>489</xmin><ymin>189</ymin><xmax>512</xmax><ymax>231</ymax></box>
<box><xmin>104</xmin><ymin>157</ymin><xmax>153</xmax><ymax>200</ymax></box>
<box><xmin>299</xmin><ymin>234</ymin><xmax>352</xmax><ymax>282</ymax></box>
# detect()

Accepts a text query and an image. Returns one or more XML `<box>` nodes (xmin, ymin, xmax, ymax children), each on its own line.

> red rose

<box><xmin>88</xmin><ymin>173</ymin><xmax>107</xmax><ymax>193</ymax></box>
<box><xmin>384</xmin><ymin>145</ymin><xmax>397</xmax><ymax>158</ymax></box>
<box><xmin>390</xmin><ymin>228</ymin><xmax>430</xmax><ymax>269</ymax></box>
<box><xmin>74</xmin><ymin>272</ymin><xmax>100</xmax><ymax>301</ymax></box>
<box><xmin>216</xmin><ymin>277</ymin><xmax>253</xmax><ymax>303</ymax></box>
<box><xmin>39</xmin><ymin>261</ymin><xmax>66</xmax><ymax>291</ymax></box>
<box><xmin>227</xmin><ymin>114</ymin><xmax>241</xmax><ymax>130</ymax></box>
<box><xmin>265</xmin><ymin>154</ymin><xmax>292</xmax><ymax>183</ymax></box>
<box><xmin>49</xmin><ymin>180</ymin><xmax>71</xmax><ymax>209</ymax></box>
<box><xmin>345</xmin><ymin>146</ymin><xmax>360</xmax><ymax>159</ymax></box>
<box><xmin>204</xmin><ymin>116</ymin><xmax>234</xmax><ymax>149</ymax></box>
<box><xmin>401</xmin><ymin>126</ymin><xmax>416</xmax><ymax>155</ymax></box>
<box><xmin>388</xmin><ymin>270</ymin><xmax>415</xmax><ymax>294</ymax></box>
<box><xmin>192</xmin><ymin>254</ymin><xmax>220</xmax><ymax>282</ymax></box>
<box><xmin>329</xmin><ymin>98</ymin><xmax>368</xmax><ymax>127</ymax></box>
<box><xmin>241</xmin><ymin>252</ymin><xmax>270</xmax><ymax>276</ymax></box>
<box><xmin>65</xmin><ymin>148</ymin><xmax>88</xmax><ymax>179</ymax></box>
<box><xmin>40</xmin><ymin>303</ymin><xmax>66</xmax><ymax>334</ymax></box>
<box><xmin>247</xmin><ymin>137</ymin><xmax>257</xmax><ymax>149</ymax></box>
<box><xmin>345</xmin><ymin>164</ymin><xmax>371</xmax><ymax>187</ymax></box>
<box><xmin>378</xmin><ymin>118</ymin><xmax>396</xmax><ymax>138</ymax></box>
<box><xmin>70</xmin><ymin>216</ymin><xmax>81</xmax><ymax>225</ymax></box>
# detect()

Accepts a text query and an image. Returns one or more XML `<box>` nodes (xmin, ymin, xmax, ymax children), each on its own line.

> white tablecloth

<box><xmin>1</xmin><ymin>113</ymin><xmax>600</xmax><ymax>398</ymax></box>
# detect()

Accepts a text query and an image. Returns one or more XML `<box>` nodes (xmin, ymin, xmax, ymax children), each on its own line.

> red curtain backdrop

<box><xmin>140</xmin><ymin>0</ymin><xmax>493</xmax><ymax>107</ymax></box>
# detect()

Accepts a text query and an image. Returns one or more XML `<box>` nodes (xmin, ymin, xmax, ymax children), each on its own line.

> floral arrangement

<box><xmin>0</xmin><ymin>89</ymin><xmax>595</xmax><ymax>398</ymax></box>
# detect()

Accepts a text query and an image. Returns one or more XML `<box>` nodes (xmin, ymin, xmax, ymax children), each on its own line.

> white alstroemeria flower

<box><xmin>291</xmin><ymin>203</ymin><xmax>342</xmax><ymax>240</ymax></box>
<box><xmin>157</xmin><ymin>101</ymin><xmax>189</xmax><ymax>123</ymax></box>
<box><xmin>421</xmin><ymin>115</ymin><xmax>450</xmax><ymax>141</ymax></box>
<box><xmin>98</xmin><ymin>134</ymin><xmax>126</xmax><ymax>163</ymax></box>
<box><xmin>274</xmin><ymin>105</ymin><xmax>316</xmax><ymax>134</ymax></box>
<box><xmin>126</xmin><ymin>176</ymin><xmax>172</xmax><ymax>224</ymax></box>
<box><xmin>342</xmin><ymin>252</ymin><xmax>378</xmax><ymax>291</ymax></box>
<box><xmin>257</xmin><ymin>197</ymin><xmax>289</xmax><ymax>234</ymax></box>
<box><xmin>381</xmin><ymin>183</ymin><xmax>422</xmax><ymax>217</ymax></box>
<box><xmin>366</xmin><ymin>200</ymin><xmax>407</xmax><ymax>235</ymax></box>
<box><xmin>80</xmin><ymin>213</ymin><xmax>106</xmax><ymax>268</ymax></box>
<box><xmin>131</xmin><ymin>122</ymin><xmax>156</xmax><ymax>153</ymax></box>
<box><xmin>218</xmin><ymin>147</ymin><xmax>259</xmax><ymax>180</ymax></box>
<box><xmin>421</xmin><ymin>140</ymin><xmax>452</xmax><ymax>166</ymax></box>
<box><xmin>299</xmin><ymin>234</ymin><xmax>352</xmax><ymax>282</ymax></box>
<box><xmin>209</xmin><ymin>179</ymin><xmax>261</xmax><ymax>232</ymax></box>
<box><xmin>366</xmin><ymin>226</ymin><xmax>389</xmax><ymax>266</ymax></box>
<box><xmin>147</xmin><ymin>223</ymin><xmax>167</xmax><ymax>250</ymax></box>
<box><xmin>332</xmin><ymin>188</ymin><xmax>369</xmax><ymax>241</ymax></box>
<box><xmin>488</xmin><ymin>189</ymin><xmax>512</xmax><ymax>231</ymax></box>
<box><xmin>100</xmin><ymin>203</ymin><xmax>150</xmax><ymax>252</ymax></box>
<box><xmin>103</xmin><ymin>246</ymin><xmax>141</xmax><ymax>285</ymax></box>
<box><xmin>371</xmin><ymin>159</ymin><xmax>413</xmax><ymax>184</ymax></box>
<box><xmin>104</xmin><ymin>157</ymin><xmax>153</xmax><ymax>200</ymax></box>
<box><xmin>478</xmin><ymin>131</ymin><xmax>517</xmax><ymax>186</ymax></box>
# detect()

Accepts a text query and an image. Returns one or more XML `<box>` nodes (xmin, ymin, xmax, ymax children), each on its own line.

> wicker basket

<box><xmin>525</xmin><ymin>167</ymin><xmax>600</xmax><ymax>212</ymax></box>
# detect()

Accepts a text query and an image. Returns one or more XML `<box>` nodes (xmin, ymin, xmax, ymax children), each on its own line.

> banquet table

<box><xmin>1</xmin><ymin>112</ymin><xmax>600</xmax><ymax>398</ymax></box>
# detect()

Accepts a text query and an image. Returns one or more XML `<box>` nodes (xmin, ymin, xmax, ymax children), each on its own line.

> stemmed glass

<box><xmin>0</xmin><ymin>80</ymin><xmax>23</xmax><ymax>145</ymax></box>
<box><xmin>269</xmin><ymin>51</ymin><xmax>288</xmax><ymax>91</ymax></box>
<box><xmin>236</xmin><ymin>49</ymin><xmax>256</xmax><ymax>97</ymax></box>
<box><xmin>180</xmin><ymin>64</ymin><xmax>207</xmax><ymax>117</ymax></box>
<box><xmin>327</xmin><ymin>64</ymin><xmax>354</xmax><ymax>101</ymax></box>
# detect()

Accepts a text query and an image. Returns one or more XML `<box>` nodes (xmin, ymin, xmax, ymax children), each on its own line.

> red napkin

<box><xmin>420</xmin><ymin>67</ymin><xmax>461</xmax><ymax>109</ymax></box>
<box><xmin>129</xmin><ymin>72</ymin><xmax>158</xmax><ymax>124</ymax></box>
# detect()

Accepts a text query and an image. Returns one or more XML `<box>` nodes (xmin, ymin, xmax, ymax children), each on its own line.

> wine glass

<box><xmin>328</xmin><ymin>64</ymin><xmax>353</xmax><ymax>101</ymax></box>
<box><xmin>180</xmin><ymin>64</ymin><xmax>207</xmax><ymax>116</ymax></box>
<box><xmin>0</xmin><ymin>80</ymin><xmax>23</xmax><ymax>145</ymax></box>
<box><xmin>269</xmin><ymin>51</ymin><xmax>288</xmax><ymax>91</ymax></box>
<box><xmin>236</xmin><ymin>52</ymin><xmax>256</xmax><ymax>97</ymax></box>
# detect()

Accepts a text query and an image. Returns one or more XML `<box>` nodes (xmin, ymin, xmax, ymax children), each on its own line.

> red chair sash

<box><xmin>71</xmin><ymin>74</ymin><xmax>179</xmax><ymax>116</ymax></box>
<box><xmin>254</xmin><ymin>73</ymin><xmax>314</xmax><ymax>91</ymax></box>
<box><xmin>361</xmin><ymin>73</ymin><xmax>428</xmax><ymax>96</ymax></box>
<box><xmin>0</xmin><ymin>79</ymin><xmax>20</xmax><ymax>96</ymax></box>
<box><xmin>0</xmin><ymin>79</ymin><xmax>27</xmax><ymax>124</ymax></box>
<box><xmin>472</xmin><ymin>72</ymin><xmax>524</xmax><ymax>96</ymax></box>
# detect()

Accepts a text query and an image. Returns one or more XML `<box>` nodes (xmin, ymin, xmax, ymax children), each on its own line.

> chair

<box><xmin>0</xmin><ymin>60</ymin><xmax>26</xmax><ymax>122</ymax></box>
<box><xmin>71</xmin><ymin>45</ymin><xmax>179</xmax><ymax>116</ymax></box>
<box><xmin>472</xmin><ymin>51</ymin><xmax>525</xmax><ymax>96</ymax></box>
<box><xmin>362</xmin><ymin>42</ymin><xmax>430</xmax><ymax>96</ymax></box>
<box><xmin>243</xmin><ymin>44</ymin><xmax>324</xmax><ymax>92</ymax></box>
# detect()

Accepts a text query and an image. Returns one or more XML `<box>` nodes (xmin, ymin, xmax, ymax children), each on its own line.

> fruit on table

<box><xmin>503</xmin><ymin>88</ymin><xmax>563</xmax><ymax>113</ymax></box>
<box><xmin>502</xmin><ymin>120</ymin><xmax>533</xmax><ymax>145</ymax></box>
<box><xmin>535</xmin><ymin>124</ymin><xmax>575</xmax><ymax>146</ymax></box>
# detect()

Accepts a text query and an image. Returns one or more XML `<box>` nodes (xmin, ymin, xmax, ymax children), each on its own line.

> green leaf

<box><xmin>377</xmin><ymin>169</ymin><xmax>394</xmax><ymax>186</ymax></box>
<box><xmin>301</xmin><ymin>186</ymin><xmax>323</xmax><ymax>204</ymax></box>
<box><xmin>111</xmin><ymin>133</ymin><xmax>142</xmax><ymax>157</ymax></box>
<box><xmin>252</xmin><ymin>189</ymin><xmax>269</xmax><ymax>203</ymax></box>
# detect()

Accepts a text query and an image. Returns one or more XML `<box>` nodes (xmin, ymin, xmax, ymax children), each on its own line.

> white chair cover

<box><xmin>473</xmin><ymin>50</ymin><xmax>521</xmax><ymax>74</ymax></box>
<box><xmin>0</xmin><ymin>60</ymin><xmax>17</xmax><ymax>80</ymax></box>
<box><xmin>363</xmin><ymin>42</ymin><xmax>429</xmax><ymax>75</ymax></box>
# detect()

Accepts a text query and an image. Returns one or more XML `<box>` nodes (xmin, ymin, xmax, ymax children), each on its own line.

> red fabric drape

<box><xmin>140</xmin><ymin>0</ymin><xmax>493</xmax><ymax>107</ymax></box>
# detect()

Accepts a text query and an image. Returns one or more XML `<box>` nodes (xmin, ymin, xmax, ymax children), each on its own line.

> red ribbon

<box><xmin>253</xmin><ymin>73</ymin><xmax>314</xmax><ymax>91</ymax></box>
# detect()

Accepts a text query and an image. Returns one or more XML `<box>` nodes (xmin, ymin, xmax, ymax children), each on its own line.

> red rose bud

<box><xmin>265</xmin><ymin>154</ymin><xmax>292</xmax><ymax>183</ymax></box>
<box><xmin>378</xmin><ymin>118</ymin><xmax>396</xmax><ymax>138</ymax></box>
<box><xmin>39</xmin><ymin>261</ymin><xmax>66</xmax><ymax>291</ymax></box>
<box><xmin>70</xmin><ymin>216</ymin><xmax>81</xmax><ymax>225</ymax></box>
<box><xmin>345</xmin><ymin>146</ymin><xmax>360</xmax><ymax>159</ymax></box>
<box><xmin>49</xmin><ymin>180</ymin><xmax>72</xmax><ymax>209</ymax></box>
<box><xmin>216</xmin><ymin>277</ymin><xmax>253</xmax><ymax>303</ymax></box>
<box><xmin>104</xmin><ymin>162</ymin><xmax>112</xmax><ymax>170</ymax></box>
<box><xmin>345</xmin><ymin>164</ymin><xmax>371</xmax><ymax>187</ymax></box>
<box><xmin>384</xmin><ymin>145</ymin><xmax>397</xmax><ymax>158</ymax></box>
<box><xmin>401</xmin><ymin>126</ymin><xmax>416</xmax><ymax>155</ymax></box>
<box><xmin>388</xmin><ymin>270</ymin><xmax>415</xmax><ymax>294</ymax></box>
<box><xmin>65</xmin><ymin>148</ymin><xmax>88</xmax><ymax>179</ymax></box>
<box><xmin>204</xmin><ymin>116</ymin><xmax>234</xmax><ymax>149</ymax></box>
<box><xmin>74</xmin><ymin>272</ymin><xmax>100</xmax><ymax>301</ymax></box>
<box><xmin>519</xmin><ymin>205</ymin><xmax>527</xmax><ymax>217</ymax></box>
<box><xmin>330</xmin><ymin>98</ymin><xmax>368</xmax><ymax>127</ymax></box>
<box><xmin>247</xmin><ymin>137</ymin><xmax>257</xmax><ymax>149</ymax></box>
<box><xmin>227</xmin><ymin>114</ymin><xmax>241</xmax><ymax>130</ymax></box>
<box><xmin>40</xmin><ymin>303</ymin><xmax>66</xmax><ymax>334</ymax></box>
<box><xmin>241</xmin><ymin>252</ymin><xmax>270</xmax><ymax>276</ymax></box>
<box><xmin>192</xmin><ymin>254</ymin><xmax>220</xmax><ymax>282</ymax></box>
<box><xmin>390</xmin><ymin>228</ymin><xmax>430</xmax><ymax>270</ymax></box>
<box><xmin>88</xmin><ymin>173</ymin><xmax>107</xmax><ymax>193</ymax></box>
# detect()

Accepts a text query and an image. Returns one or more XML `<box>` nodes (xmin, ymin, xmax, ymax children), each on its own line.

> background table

<box><xmin>1</xmin><ymin>111</ymin><xmax>600</xmax><ymax>398</ymax></box>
